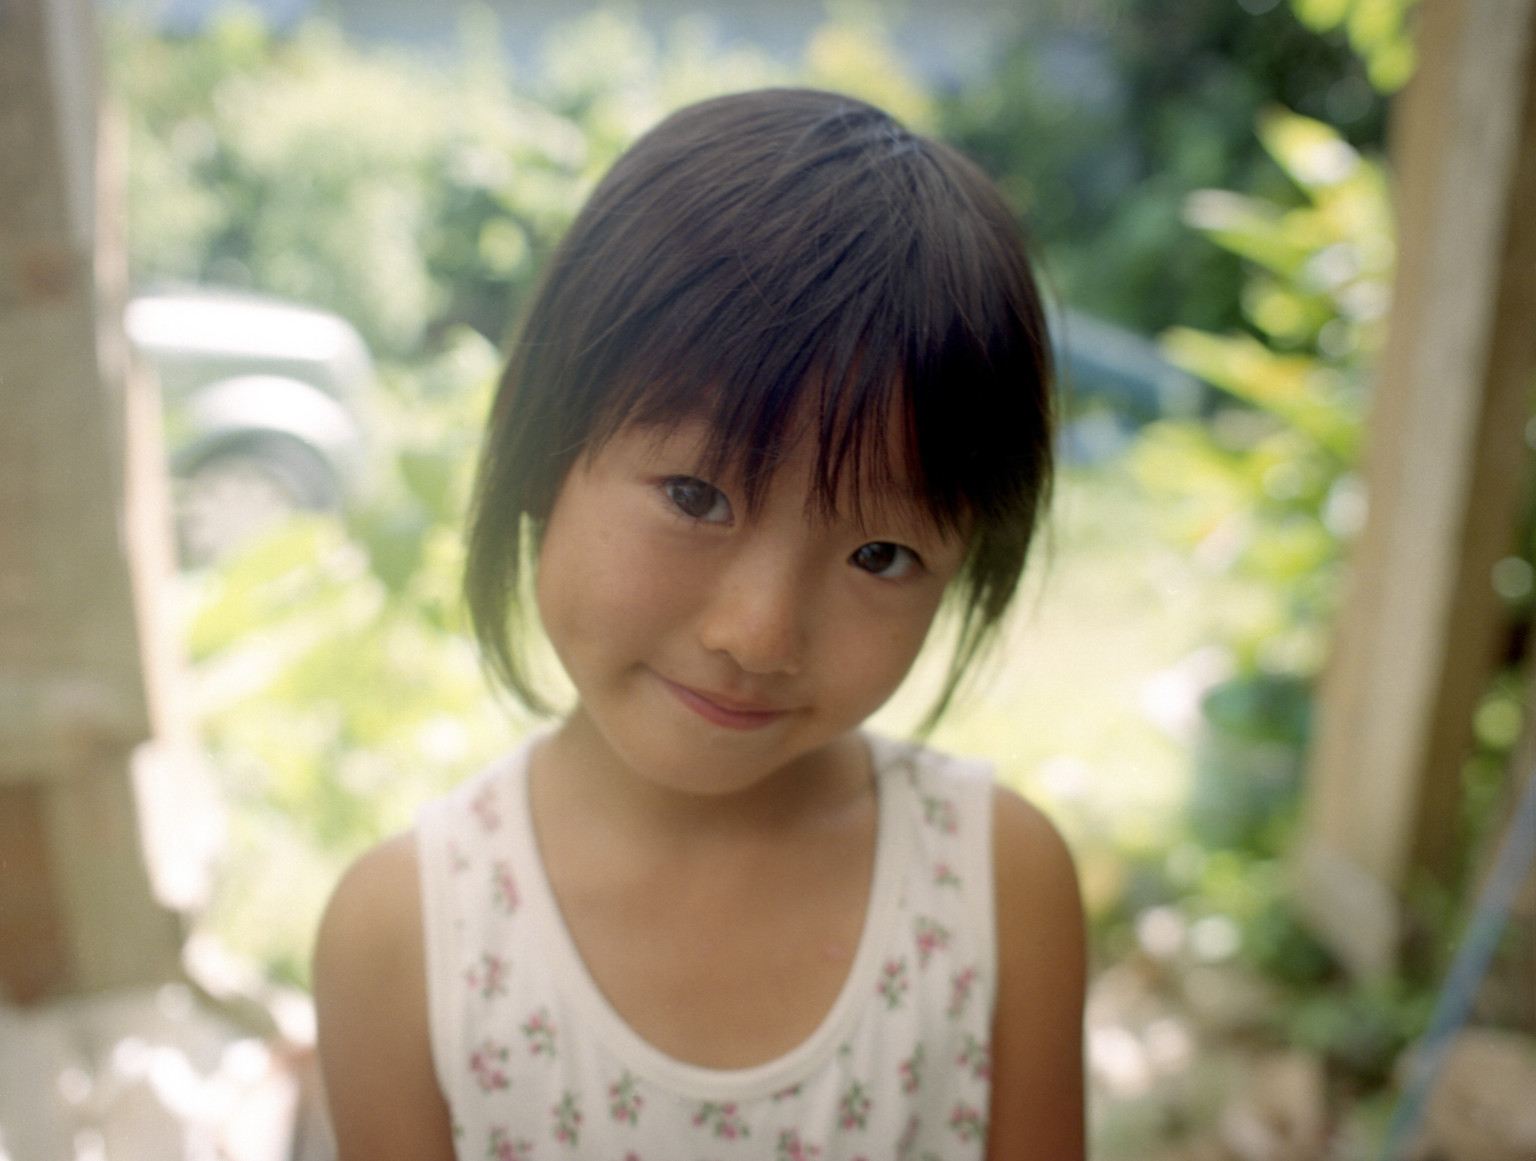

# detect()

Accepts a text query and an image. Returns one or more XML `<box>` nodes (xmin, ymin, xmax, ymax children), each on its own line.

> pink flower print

<box><xmin>466</xmin><ymin>952</ymin><xmax>510</xmax><ymax>1000</ymax></box>
<box><xmin>877</xmin><ymin>957</ymin><xmax>910</xmax><ymax>1010</ymax></box>
<box><xmin>949</xmin><ymin>1102</ymin><xmax>986</xmax><ymax>1143</ymax></box>
<box><xmin>551</xmin><ymin>1091</ymin><xmax>582</xmax><ymax>1146</ymax></box>
<box><xmin>772</xmin><ymin>1084</ymin><xmax>802</xmax><ymax>1102</ymax></box>
<box><xmin>947</xmin><ymin>965</ymin><xmax>978</xmax><ymax>1018</ymax></box>
<box><xmin>899</xmin><ymin>1043</ymin><xmax>925</xmax><ymax>1094</ymax></box>
<box><xmin>692</xmin><ymin>1102</ymin><xmax>750</xmax><ymax>1140</ymax></box>
<box><xmin>487</xmin><ymin>1127</ymin><xmax>533</xmax><ymax>1160</ymax></box>
<box><xmin>913</xmin><ymin>916</ymin><xmax>951</xmax><ymax>969</ymax></box>
<box><xmin>468</xmin><ymin>1039</ymin><xmax>511</xmax><ymax>1093</ymax></box>
<box><xmin>609</xmin><ymin>1071</ymin><xmax>644</xmax><ymax>1125</ymax></box>
<box><xmin>491</xmin><ymin>859</ymin><xmax>519</xmax><ymax>914</ymax></box>
<box><xmin>933</xmin><ymin>862</ymin><xmax>961</xmax><ymax>888</ymax></box>
<box><xmin>522</xmin><ymin>1007</ymin><xmax>557</xmax><ymax>1057</ymax></box>
<box><xmin>450</xmin><ymin>841</ymin><xmax>470</xmax><ymax>873</ymax></box>
<box><xmin>838</xmin><ymin>1080</ymin><xmax>872</xmax><ymax>1131</ymax></box>
<box><xmin>958</xmin><ymin>1033</ymin><xmax>992</xmax><ymax>1080</ymax></box>
<box><xmin>472</xmin><ymin>784</ymin><xmax>502</xmax><ymax>832</ymax></box>
<box><xmin>921</xmin><ymin>794</ymin><xmax>958</xmax><ymax>834</ymax></box>
<box><xmin>775</xmin><ymin>1129</ymin><xmax>823</xmax><ymax>1160</ymax></box>
<box><xmin>896</xmin><ymin>1114</ymin><xmax>921</xmax><ymax>1160</ymax></box>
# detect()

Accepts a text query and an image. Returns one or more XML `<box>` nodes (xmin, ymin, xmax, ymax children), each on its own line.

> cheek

<box><xmin>535</xmin><ymin>523</ymin><xmax>685</xmax><ymax>653</ymax></box>
<box><xmin>825</xmin><ymin>601</ymin><xmax>941</xmax><ymax>707</ymax></box>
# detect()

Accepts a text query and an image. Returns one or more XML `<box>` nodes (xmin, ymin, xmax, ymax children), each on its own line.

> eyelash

<box><xmin>850</xmin><ymin>542</ymin><xmax>922</xmax><ymax>579</ymax></box>
<box><xmin>662</xmin><ymin>476</ymin><xmax>733</xmax><ymax>524</ymax></box>
<box><xmin>661</xmin><ymin>476</ymin><xmax>924</xmax><ymax>579</ymax></box>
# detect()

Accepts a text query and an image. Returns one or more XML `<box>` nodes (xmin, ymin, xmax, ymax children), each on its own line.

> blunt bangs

<box><xmin>465</xmin><ymin>88</ymin><xmax>1055</xmax><ymax>724</ymax></box>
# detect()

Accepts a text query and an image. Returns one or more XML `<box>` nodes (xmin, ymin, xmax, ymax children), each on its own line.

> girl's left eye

<box><xmin>850</xmin><ymin>541</ymin><xmax>921</xmax><ymax>579</ymax></box>
<box><xmin>663</xmin><ymin>476</ymin><xmax>733</xmax><ymax>524</ymax></box>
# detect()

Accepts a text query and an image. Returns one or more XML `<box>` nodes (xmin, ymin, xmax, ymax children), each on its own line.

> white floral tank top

<box><xmin>417</xmin><ymin>734</ymin><xmax>997</xmax><ymax>1160</ymax></box>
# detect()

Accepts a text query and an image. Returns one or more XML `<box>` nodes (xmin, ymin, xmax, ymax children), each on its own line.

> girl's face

<box><xmin>534</xmin><ymin>417</ymin><xmax>966</xmax><ymax>798</ymax></box>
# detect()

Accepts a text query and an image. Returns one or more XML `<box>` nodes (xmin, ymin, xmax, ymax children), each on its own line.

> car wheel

<box><xmin>177</xmin><ymin>435</ymin><xmax>338</xmax><ymax>567</ymax></box>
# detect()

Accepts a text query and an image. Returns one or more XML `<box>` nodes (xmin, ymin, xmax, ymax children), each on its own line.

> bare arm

<box><xmin>313</xmin><ymin>831</ymin><xmax>456</xmax><ymax>1161</ymax></box>
<box><xmin>987</xmin><ymin>786</ymin><xmax>1088</xmax><ymax>1161</ymax></box>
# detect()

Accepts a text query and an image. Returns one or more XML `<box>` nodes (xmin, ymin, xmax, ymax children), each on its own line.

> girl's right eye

<box><xmin>663</xmin><ymin>476</ymin><xmax>733</xmax><ymax>524</ymax></box>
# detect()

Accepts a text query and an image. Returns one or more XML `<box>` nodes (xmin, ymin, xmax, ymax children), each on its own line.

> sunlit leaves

<box><xmin>1160</xmin><ymin>329</ymin><xmax>1360</xmax><ymax>458</ymax></box>
<box><xmin>1290</xmin><ymin>0</ymin><xmax>1418</xmax><ymax>92</ymax></box>
<box><xmin>1136</xmin><ymin>110</ymin><xmax>1390</xmax><ymax>679</ymax></box>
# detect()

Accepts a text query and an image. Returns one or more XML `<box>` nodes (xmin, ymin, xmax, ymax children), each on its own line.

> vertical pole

<box><xmin>0</xmin><ymin>0</ymin><xmax>181</xmax><ymax>1001</ymax></box>
<box><xmin>1295</xmin><ymin>0</ymin><xmax>1536</xmax><ymax>977</ymax></box>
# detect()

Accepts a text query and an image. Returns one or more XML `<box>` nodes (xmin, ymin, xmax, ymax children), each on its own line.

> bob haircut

<box><xmin>464</xmin><ymin>88</ymin><xmax>1055</xmax><ymax>729</ymax></box>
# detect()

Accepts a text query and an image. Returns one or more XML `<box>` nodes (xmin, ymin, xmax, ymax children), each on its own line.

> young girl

<box><xmin>314</xmin><ymin>88</ymin><xmax>1086</xmax><ymax>1161</ymax></box>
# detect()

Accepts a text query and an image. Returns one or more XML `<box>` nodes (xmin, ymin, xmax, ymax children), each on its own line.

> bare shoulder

<box><xmin>313</xmin><ymin>831</ymin><xmax>455</xmax><ymax>1161</ymax></box>
<box><xmin>991</xmin><ymin>786</ymin><xmax>1082</xmax><ymax>925</ymax></box>
<box><xmin>988</xmin><ymin>785</ymin><xmax>1087</xmax><ymax>1161</ymax></box>
<box><xmin>316</xmin><ymin>831</ymin><xmax>423</xmax><ymax>962</ymax></box>
<box><xmin>989</xmin><ymin>786</ymin><xmax>1086</xmax><ymax>1023</ymax></box>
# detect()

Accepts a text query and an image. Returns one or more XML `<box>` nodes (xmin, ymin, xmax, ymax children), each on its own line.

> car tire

<box><xmin>177</xmin><ymin>434</ymin><xmax>339</xmax><ymax>567</ymax></box>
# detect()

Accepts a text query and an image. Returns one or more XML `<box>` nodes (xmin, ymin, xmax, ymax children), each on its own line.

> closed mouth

<box><xmin>656</xmin><ymin>674</ymin><xmax>789</xmax><ymax>730</ymax></box>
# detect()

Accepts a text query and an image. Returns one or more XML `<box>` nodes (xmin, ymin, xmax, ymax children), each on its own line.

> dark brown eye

<box><xmin>663</xmin><ymin>476</ymin><xmax>732</xmax><ymax>523</ymax></box>
<box><xmin>851</xmin><ymin>542</ymin><xmax>919</xmax><ymax>578</ymax></box>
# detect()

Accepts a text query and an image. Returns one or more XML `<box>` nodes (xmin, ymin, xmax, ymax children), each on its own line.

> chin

<box><xmin>595</xmin><ymin>709</ymin><xmax>824</xmax><ymax>797</ymax></box>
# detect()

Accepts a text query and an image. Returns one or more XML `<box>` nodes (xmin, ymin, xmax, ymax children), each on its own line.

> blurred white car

<box><xmin>125</xmin><ymin>289</ymin><xmax>373</xmax><ymax>565</ymax></box>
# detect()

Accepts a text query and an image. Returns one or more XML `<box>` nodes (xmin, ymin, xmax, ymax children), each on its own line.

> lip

<box><xmin>655</xmin><ymin>674</ymin><xmax>790</xmax><ymax>731</ymax></box>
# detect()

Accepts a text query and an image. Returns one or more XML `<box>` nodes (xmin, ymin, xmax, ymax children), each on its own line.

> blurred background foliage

<box><xmin>942</xmin><ymin>0</ymin><xmax>1390</xmax><ymax>336</ymax></box>
<box><xmin>110</xmin><ymin>0</ymin><xmax>1523</xmax><ymax>1137</ymax></box>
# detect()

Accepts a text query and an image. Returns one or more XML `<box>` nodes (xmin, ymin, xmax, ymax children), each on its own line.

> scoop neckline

<box><xmin>505</xmin><ymin>733</ymin><xmax>908</xmax><ymax>1103</ymax></box>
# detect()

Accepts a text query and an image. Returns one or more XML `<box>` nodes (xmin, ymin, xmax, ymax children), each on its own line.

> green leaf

<box><xmin>1159</xmin><ymin>329</ymin><xmax>1358</xmax><ymax>458</ymax></box>
<box><xmin>1257</xmin><ymin>108</ymin><xmax>1361</xmax><ymax>192</ymax></box>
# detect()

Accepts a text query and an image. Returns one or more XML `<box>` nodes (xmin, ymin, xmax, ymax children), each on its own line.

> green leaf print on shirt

<box><xmin>920</xmin><ymin>795</ymin><xmax>957</xmax><ymax>834</ymax></box>
<box><xmin>959</xmin><ymin>1033</ymin><xmax>992</xmax><ymax>1080</ymax></box>
<box><xmin>838</xmin><ymin>1080</ymin><xmax>872</xmax><ymax>1130</ymax></box>
<box><xmin>466</xmin><ymin>951</ymin><xmax>509</xmax><ymax>999</ymax></box>
<box><xmin>913</xmin><ymin>916</ymin><xmax>951</xmax><ymax>969</ymax></box>
<box><xmin>899</xmin><ymin>1043</ymin><xmax>925</xmax><ymax>1093</ymax></box>
<box><xmin>776</xmin><ymin>1128</ymin><xmax>824</xmax><ymax>1160</ymax></box>
<box><xmin>491</xmin><ymin>859</ymin><xmax>519</xmax><ymax>913</ymax></box>
<box><xmin>551</xmin><ymin>1091</ymin><xmax>582</xmax><ymax>1146</ymax></box>
<box><xmin>522</xmin><ymin>1007</ymin><xmax>557</xmax><ymax>1057</ymax></box>
<box><xmin>693</xmin><ymin>1102</ymin><xmax>750</xmax><ymax>1140</ymax></box>
<box><xmin>877</xmin><ymin>958</ymin><xmax>910</xmax><ymax>1010</ymax></box>
<box><xmin>948</xmin><ymin>1103</ymin><xmax>986</xmax><ymax>1144</ymax></box>
<box><xmin>947</xmin><ymin>966</ymin><xmax>978</xmax><ymax>1019</ymax></box>
<box><xmin>608</xmin><ymin>1071</ymin><xmax>644</xmax><ymax>1125</ymax></box>
<box><xmin>487</xmin><ymin>1127</ymin><xmax>533</xmax><ymax>1160</ymax></box>
<box><xmin>468</xmin><ymin>1039</ymin><xmax>511</xmax><ymax>1093</ymax></box>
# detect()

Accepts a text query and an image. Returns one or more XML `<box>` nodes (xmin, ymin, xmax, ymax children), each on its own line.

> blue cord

<box><xmin>1379</xmin><ymin>760</ymin><xmax>1536</xmax><ymax>1161</ymax></box>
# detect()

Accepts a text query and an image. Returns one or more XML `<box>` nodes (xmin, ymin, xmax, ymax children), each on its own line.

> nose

<box><xmin>696</xmin><ymin>552</ymin><xmax>807</xmax><ymax>677</ymax></box>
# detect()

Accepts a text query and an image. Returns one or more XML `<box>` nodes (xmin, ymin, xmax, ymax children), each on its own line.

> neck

<box><xmin>531</xmin><ymin>708</ymin><xmax>873</xmax><ymax>848</ymax></box>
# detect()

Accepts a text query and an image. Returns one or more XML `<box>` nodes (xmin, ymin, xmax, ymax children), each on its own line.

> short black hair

<box><xmin>464</xmin><ymin>88</ymin><xmax>1054</xmax><ymax>728</ymax></box>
